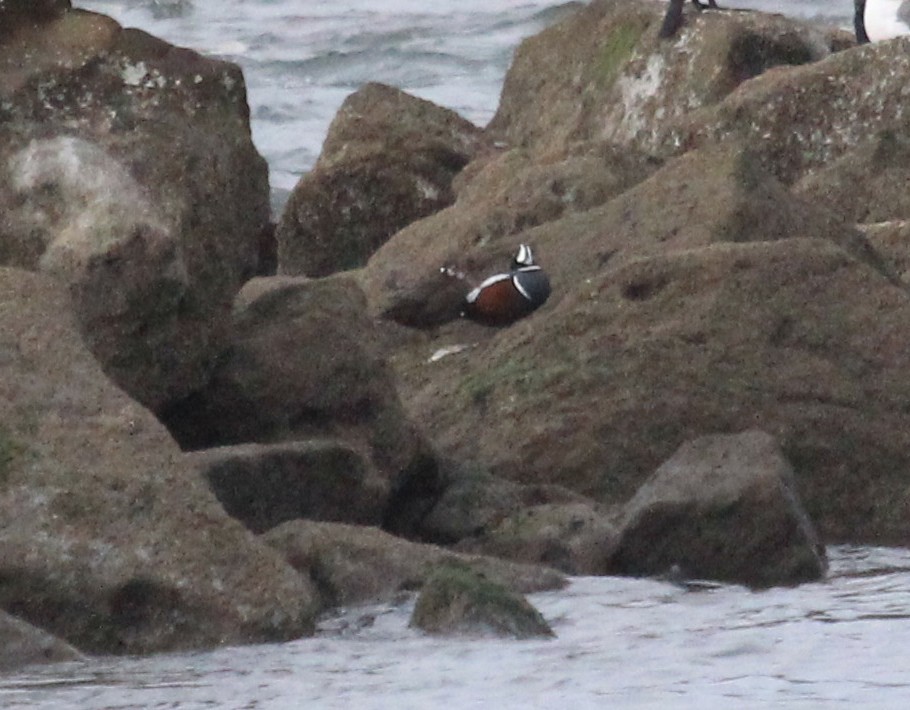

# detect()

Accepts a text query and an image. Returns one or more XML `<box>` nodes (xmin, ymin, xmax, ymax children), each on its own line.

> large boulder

<box><xmin>608</xmin><ymin>430</ymin><xmax>827</xmax><ymax>588</ymax></box>
<box><xmin>487</xmin><ymin>0</ymin><xmax>837</xmax><ymax>157</ymax></box>
<box><xmin>359</xmin><ymin>141</ymin><xmax>660</xmax><ymax>327</ymax></box>
<box><xmin>277</xmin><ymin>83</ymin><xmax>486</xmax><ymax>277</ymax></box>
<box><xmin>667</xmin><ymin>35</ymin><xmax>910</xmax><ymax>183</ymax></box>
<box><xmin>0</xmin><ymin>7</ymin><xmax>270</xmax><ymax>411</ymax></box>
<box><xmin>455</xmin><ymin>502</ymin><xmax>619</xmax><ymax>576</ymax></box>
<box><xmin>187</xmin><ymin>441</ymin><xmax>389</xmax><ymax>533</ymax></box>
<box><xmin>0</xmin><ymin>267</ymin><xmax>316</xmax><ymax>655</ymax></box>
<box><xmin>461</xmin><ymin>143</ymin><xmax>890</xmax><ymax>306</ymax></box>
<box><xmin>261</xmin><ymin>520</ymin><xmax>565</xmax><ymax>610</ymax></box>
<box><xmin>387</xmin><ymin>236</ymin><xmax>910</xmax><ymax>545</ymax></box>
<box><xmin>161</xmin><ymin>274</ymin><xmax>441</xmax><ymax>530</ymax></box>
<box><xmin>792</xmin><ymin>131</ymin><xmax>910</xmax><ymax>224</ymax></box>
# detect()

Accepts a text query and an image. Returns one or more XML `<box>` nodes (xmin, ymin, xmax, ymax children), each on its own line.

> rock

<box><xmin>0</xmin><ymin>8</ymin><xmax>270</xmax><ymax>411</ymax></box>
<box><xmin>608</xmin><ymin>430</ymin><xmax>827</xmax><ymax>588</ymax></box>
<box><xmin>360</xmin><ymin>141</ymin><xmax>660</xmax><ymax>327</ymax></box>
<box><xmin>261</xmin><ymin>520</ymin><xmax>565</xmax><ymax>610</ymax></box>
<box><xmin>417</xmin><ymin>462</ymin><xmax>589</xmax><ymax>544</ymax></box>
<box><xmin>862</xmin><ymin>221</ymin><xmax>910</xmax><ymax>286</ymax></box>
<box><xmin>0</xmin><ymin>610</ymin><xmax>83</xmax><ymax>672</ymax></box>
<box><xmin>0</xmin><ymin>0</ymin><xmax>70</xmax><ymax>33</ymax></box>
<box><xmin>417</xmin><ymin>464</ymin><xmax>534</xmax><ymax>543</ymax></box>
<box><xmin>792</xmin><ymin>131</ymin><xmax>910</xmax><ymax>224</ymax></box>
<box><xmin>161</xmin><ymin>275</ymin><xmax>441</xmax><ymax>529</ymax></box>
<box><xmin>456</xmin><ymin>502</ymin><xmax>619</xmax><ymax>576</ymax></box>
<box><xmin>186</xmin><ymin>441</ymin><xmax>389</xmax><ymax>533</ymax></box>
<box><xmin>0</xmin><ymin>267</ymin><xmax>316</xmax><ymax>654</ymax></box>
<box><xmin>668</xmin><ymin>35</ymin><xmax>910</xmax><ymax>183</ymax></box>
<box><xmin>487</xmin><ymin>143</ymin><xmax>891</xmax><ymax>296</ymax></box>
<box><xmin>163</xmin><ymin>275</ymin><xmax>421</xmax><ymax>462</ymax></box>
<box><xmin>277</xmin><ymin>83</ymin><xmax>485</xmax><ymax>277</ymax></box>
<box><xmin>389</xmin><ymin>236</ymin><xmax>910</xmax><ymax>545</ymax></box>
<box><xmin>410</xmin><ymin>561</ymin><xmax>554</xmax><ymax>639</ymax></box>
<box><xmin>487</xmin><ymin>0</ymin><xmax>835</xmax><ymax>158</ymax></box>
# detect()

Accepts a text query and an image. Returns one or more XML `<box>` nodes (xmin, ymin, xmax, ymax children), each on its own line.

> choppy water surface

<box><xmin>3</xmin><ymin>546</ymin><xmax>910</xmax><ymax>708</ymax></box>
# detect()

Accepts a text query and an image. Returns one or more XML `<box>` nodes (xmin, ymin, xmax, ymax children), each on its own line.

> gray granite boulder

<box><xmin>277</xmin><ymin>82</ymin><xmax>486</xmax><ymax>277</ymax></box>
<box><xmin>187</xmin><ymin>441</ymin><xmax>388</xmax><ymax>533</ymax></box>
<box><xmin>609</xmin><ymin>430</ymin><xmax>827</xmax><ymax>588</ymax></box>
<box><xmin>0</xmin><ymin>267</ymin><xmax>316</xmax><ymax>655</ymax></box>
<box><xmin>0</xmin><ymin>6</ymin><xmax>269</xmax><ymax>412</ymax></box>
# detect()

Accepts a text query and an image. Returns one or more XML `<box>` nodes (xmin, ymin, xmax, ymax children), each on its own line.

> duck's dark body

<box><xmin>462</xmin><ymin>245</ymin><xmax>551</xmax><ymax>326</ymax></box>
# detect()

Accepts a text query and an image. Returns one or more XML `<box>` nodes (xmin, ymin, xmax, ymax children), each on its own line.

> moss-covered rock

<box><xmin>359</xmin><ymin>141</ymin><xmax>659</xmax><ymax>327</ymax></box>
<box><xmin>162</xmin><ymin>275</ymin><xmax>431</xmax><ymax>497</ymax></box>
<box><xmin>410</xmin><ymin>562</ymin><xmax>554</xmax><ymax>639</ymax></box>
<box><xmin>666</xmin><ymin>35</ymin><xmax>910</xmax><ymax>183</ymax></box>
<box><xmin>792</xmin><ymin>131</ymin><xmax>910</xmax><ymax>224</ymax></box>
<box><xmin>0</xmin><ymin>267</ymin><xmax>317</xmax><ymax>655</ymax></box>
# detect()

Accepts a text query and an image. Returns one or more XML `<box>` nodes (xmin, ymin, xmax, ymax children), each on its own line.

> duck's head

<box><xmin>512</xmin><ymin>243</ymin><xmax>535</xmax><ymax>269</ymax></box>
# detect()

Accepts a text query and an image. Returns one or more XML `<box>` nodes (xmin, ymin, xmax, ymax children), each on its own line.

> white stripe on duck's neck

<box><xmin>861</xmin><ymin>0</ymin><xmax>910</xmax><ymax>42</ymax></box>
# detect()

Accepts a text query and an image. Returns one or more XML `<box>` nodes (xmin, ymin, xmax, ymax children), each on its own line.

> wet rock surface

<box><xmin>410</xmin><ymin>561</ymin><xmax>555</xmax><ymax>639</ymax></box>
<box><xmin>0</xmin><ymin>267</ymin><xmax>316</xmax><ymax>655</ymax></box>
<box><xmin>261</xmin><ymin>519</ymin><xmax>565</xmax><ymax>611</ymax></box>
<box><xmin>0</xmin><ymin>610</ymin><xmax>83</xmax><ymax>673</ymax></box>
<box><xmin>608</xmin><ymin>430</ymin><xmax>827</xmax><ymax>588</ymax></box>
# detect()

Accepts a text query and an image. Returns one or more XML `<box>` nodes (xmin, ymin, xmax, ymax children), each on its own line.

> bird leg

<box><xmin>659</xmin><ymin>0</ymin><xmax>685</xmax><ymax>39</ymax></box>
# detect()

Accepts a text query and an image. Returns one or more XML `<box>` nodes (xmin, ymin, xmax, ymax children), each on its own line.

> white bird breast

<box><xmin>864</xmin><ymin>0</ymin><xmax>910</xmax><ymax>41</ymax></box>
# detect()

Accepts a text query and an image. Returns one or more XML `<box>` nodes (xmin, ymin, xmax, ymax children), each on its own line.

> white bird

<box><xmin>855</xmin><ymin>0</ymin><xmax>910</xmax><ymax>43</ymax></box>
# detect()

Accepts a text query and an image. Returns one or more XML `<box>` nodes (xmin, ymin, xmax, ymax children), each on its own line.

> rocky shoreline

<box><xmin>2</xmin><ymin>0</ymin><xmax>909</xmax><ymax>671</ymax></box>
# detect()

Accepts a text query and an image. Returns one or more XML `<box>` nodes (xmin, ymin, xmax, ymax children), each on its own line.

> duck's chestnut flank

<box><xmin>462</xmin><ymin>244</ymin><xmax>551</xmax><ymax>326</ymax></box>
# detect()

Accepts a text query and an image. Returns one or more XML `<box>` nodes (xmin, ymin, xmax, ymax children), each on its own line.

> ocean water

<box><xmin>3</xmin><ymin>546</ymin><xmax>910</xmax><ymax>708</ymax></box>
<box><xmin>11</xmin><ymin>0</ymin><xmax>909</xmax><ymax>706</ymax></box>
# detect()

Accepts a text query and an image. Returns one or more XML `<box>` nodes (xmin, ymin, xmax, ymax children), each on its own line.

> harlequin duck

<box><xmin>460</xmin><ymin>244</ymin><xmax>551</xmax><ymax>326</ymax></box>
